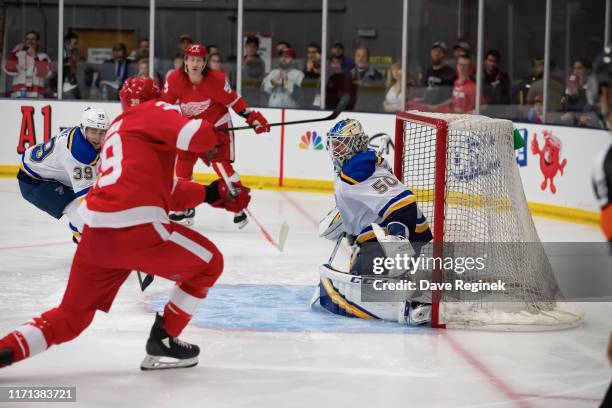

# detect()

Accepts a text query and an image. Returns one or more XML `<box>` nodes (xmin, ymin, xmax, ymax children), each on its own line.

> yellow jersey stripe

<box><xmin>415</xmin><ymin>222</ymin><xmax>430</xmax><ymax>234</ymax></box>
<box><xmin>67</xmin><ymin>128</ymin><xmax>77</xmax><ymax>151</ymax></box>
<box><xmin>382</xmin><ymin>195</ymin><xmax>417</xmax><ymax>220</ymax></box>
<box><xmin>339</xmin><ymin>171</ymin><xmax>359</xmax><ymax>185</ymax></box>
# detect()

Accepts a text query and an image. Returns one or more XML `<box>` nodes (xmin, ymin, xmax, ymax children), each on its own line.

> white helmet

<box><xmin>80</xmin><ymin>107</ymin><xmax>110</xmax><ymax>132</ymax></box>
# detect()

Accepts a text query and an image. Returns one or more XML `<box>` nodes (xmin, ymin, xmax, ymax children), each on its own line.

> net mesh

<box><xmin>398</xmin><ymin>111</ymin><xmax>582</xmax><ymax>331</ymax></box>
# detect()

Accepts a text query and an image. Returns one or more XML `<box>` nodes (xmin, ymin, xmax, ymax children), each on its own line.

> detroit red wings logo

<box><xmin>531</xmin><ymin>130</ymin><xmax>567</xmax><ymax>194</ymax></box>
<box><xmin>180</xmin><ymin>100</ymin><xmax>212</xmax><ymax>117</ymax></box>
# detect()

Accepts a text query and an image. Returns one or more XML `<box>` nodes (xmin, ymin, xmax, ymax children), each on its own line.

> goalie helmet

<box><xmin>326</xmin><ymin>118</ymin><xmax>369</xmax><ymax>170</ymax></box>
<box><xmin>80</xmin><ymin>107</ymin><xmax>110</xmax><ymax>132</ymax></box>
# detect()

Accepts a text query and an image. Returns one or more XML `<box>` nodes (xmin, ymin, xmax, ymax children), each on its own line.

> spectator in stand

<box><xmin>447</xmin><ymin>39</ymin><xmax>470</xmax><ymax>70</ymax></box>
<box><xmin>129</xmin><ymin>38</ymin><xmax>149</xmax><ymax>61</ymax></box>
<box><xmin>526</xmin><ymin>59</ymin><xmax>564</xmax><ymax>113</ymax></box>
<box><xmin>435</xmin><ymin>53</ymin><xmax>480</xmax><ymax>113</ymax></box>
<box><xmin>3</xmin><ymin>30</ymin><xmax>52</xmax><ymax>98</ymax></box>
<box><xmin>304</xmin><ymin>43</ymin><xmax>321</xmax><ymax>79</ymax></box>
<box><xmin>350</xmin><ymin>47</ymin><xmax>383</xmax><ymax>86</ymax></box>
<box><xmin>383</xmin><ymin>61</ymin><xmax>403</xmax><ymax>112</ymax></box>
<box><xmin>63</xmin><ymin>32</ymin><xmax>81</xmax><ymax>99</ymax></box>
<box><xmin>527</xmin><ymin>95</ymin><xmax>544</xmax><ymax>123</ymax></box>
<box><xmin>560</xmin><ymin>57</ymin><xmax>598</xmax><ymax>127</ymax></box>
<box><xmin>421</xmin><ymin>41</ymin><xmax>455</xmax><ymax>105</ymax></box>
<box><xmin>261</xmin><ymin>47</ymin><xmax>304</xmax><ymax>108</ymax></box>
<box><xmin>98</xmin><ymin>42</ymin><xmax>132</xmax><ymax>100</ymax></box>
<box><xmin>208</xmin><ymin>52</ymin><xmax>223</xmax><ymax>72</ymax></box>
<box><xmin>165</xmin><ymin>53</ymin><xmax>184</xmax><ymax>80</ymax></box>
<box><xmin>206</xmin><ymin>44</ymin><xmax>220</xmax><ymax>56</ymax></box>
<box><xmin>178</xmin><ymin>34</ymin><xmax>193</xmax><ymax>54</ymax></box>
<box><xmin>242</xmin><ymin>35</ymin><xmax>265</xmax><ymax>80</ymax></box>
<box><xmin>482</xmin><ymin>49</ymin><xmax>510</xmax><ymax>105</ymax></box>
<box><xmin>329</xmin><ymin>41</ymin><xmax>355</xmax><ymax>72</ymax></box>
<box><xmin>276</xmin><ymin>41</ymin><xmax>291</xmax><ymax>56</ymax></box>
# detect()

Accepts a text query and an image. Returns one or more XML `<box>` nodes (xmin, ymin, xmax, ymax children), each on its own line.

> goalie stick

<box><xmin>216</xmin><ymin>165</ymin><xmax>289</xmax><ymax>252</ymax></box>
<box><xmin>217</xmin><ymin>94</ymin><xmax>350</xmax><ymax>132</ymax></box>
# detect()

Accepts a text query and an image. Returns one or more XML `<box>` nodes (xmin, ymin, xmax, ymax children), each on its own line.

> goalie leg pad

<box><xmin>317</xmin><ymin>265</ymin><xmax>414</xmax><ymax>324</ymax></box>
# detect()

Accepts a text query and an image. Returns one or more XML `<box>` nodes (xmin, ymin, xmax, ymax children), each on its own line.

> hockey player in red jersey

<box><xmin>162</xmin><ymin>43</ymin><xmax>270</xmax><ymax>227</ymax></box>
<box><xmin>0</xmin><ymin>77</ymin><xmax>251</xmax><ymax>371</ymax></box>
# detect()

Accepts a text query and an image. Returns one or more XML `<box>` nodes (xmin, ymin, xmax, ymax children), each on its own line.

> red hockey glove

<box><xmin>205</xmin><ymin>179</ymin><xmax>251</xmax><ymax>213</ymax></box>
<box><xmin>246</xmin><ymin>110</ymin><xmax>270</xmax><ymax>134</ymax></box>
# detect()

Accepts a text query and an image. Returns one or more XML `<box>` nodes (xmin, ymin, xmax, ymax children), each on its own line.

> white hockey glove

<box><xmin>319</xmin><ymin>207</ymin><xmax>345</xmax><ymax>240</ymax></box>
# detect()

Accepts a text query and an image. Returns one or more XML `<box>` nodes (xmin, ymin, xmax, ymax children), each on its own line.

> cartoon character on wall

<box><xmin>531</xmin><ymin>130</ymin><xmax>567</xmax><ymax>194</ymax></box>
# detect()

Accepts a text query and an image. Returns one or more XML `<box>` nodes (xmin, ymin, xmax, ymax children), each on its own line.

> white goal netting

<box><xmin>396</xmin><ymin>111</ymin><xmax>582</xmax><ymax>331</ymax></box>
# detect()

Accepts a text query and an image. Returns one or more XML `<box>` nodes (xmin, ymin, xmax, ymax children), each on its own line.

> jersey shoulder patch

<box><xmin>68</xmin><ymin>127</ymin><xmax>99</xmax><ymax>165</ymax></box>
<box><xmin>340</xmin><ymin>150</ymin><xmax>380</xmax><ymax>185</ymax></box>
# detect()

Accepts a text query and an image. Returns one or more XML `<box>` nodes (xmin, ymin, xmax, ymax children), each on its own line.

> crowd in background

<box><xmin>1</xmin><ymin>29</ymin><xmax>604</xmax><ymax>128</ymax></box>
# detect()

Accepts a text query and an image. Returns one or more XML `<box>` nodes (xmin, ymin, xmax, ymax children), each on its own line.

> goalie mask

<box><xmin>326</xmin><ymin>118</ymin><xmax>369</xmax><ymax>171</ymax></box>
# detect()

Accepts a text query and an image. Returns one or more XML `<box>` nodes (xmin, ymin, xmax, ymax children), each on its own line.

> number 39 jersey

<box><xmin>20</xmin><ymin>126</ymin><xmax>99</xmax><ymax>199</ymax></box>
<box><xmin>334</xmin><ymin>150</ymin><xmax>431</xmax><ymax>244</ymax></box>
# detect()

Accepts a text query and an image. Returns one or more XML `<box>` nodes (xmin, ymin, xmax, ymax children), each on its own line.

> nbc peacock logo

<box><xmin>299</xmin><ymin>131</ymin><xmax>324</xmax><ymax>150</ymax></box>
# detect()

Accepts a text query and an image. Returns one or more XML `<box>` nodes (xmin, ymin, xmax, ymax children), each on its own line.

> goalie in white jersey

<box><xmin>18</xmin><ymin>107</ymin><xmax>110</xmax><ymax>242</ymax></box>
<box><xmin>314</xmin><ymin>118</ymin><xmax>433</xmax><ymax>325</ymax></box>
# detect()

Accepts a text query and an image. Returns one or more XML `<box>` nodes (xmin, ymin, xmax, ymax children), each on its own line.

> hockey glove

<box><xmin>205</xmin><ymin>179</ymin><xmax>251</xmax><ymax>213</ymax></box>
<box><xmin>246</xmin><ymin>110</ymin><xmax>270</xmax><ymax>134</ymax></box>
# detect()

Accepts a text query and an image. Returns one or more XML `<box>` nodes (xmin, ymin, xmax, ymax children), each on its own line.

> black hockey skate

<box><xmin>0</xmin><ymin>348</ymin><xmax>14</xmax><ymax>368</ymax></box>
<box><xmin>141</xmin><ymin>313</ymin><xmax>199</xmax><ymax>371</ymax></box>
<box><xmin>233</xmin><ymin>210</ymin><xmax>248</xmax><ymax>229</ymax></box>
<box><xmin>169</xmin><ymin>208</ymin><xmax>195</xmax><ymax>226</ymax></box>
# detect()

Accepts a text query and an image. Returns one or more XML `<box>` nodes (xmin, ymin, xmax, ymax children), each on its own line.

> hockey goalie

<box><xmin>313</xmin><ymin>119</ymin><xmax>434</xmax><ymax>326</ymax></box>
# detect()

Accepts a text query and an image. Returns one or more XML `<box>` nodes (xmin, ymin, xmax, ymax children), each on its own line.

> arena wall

<box><xmin>0</xmin><ymin>100</ymin><xmax>608</xmax><ymax>225</ymax></box>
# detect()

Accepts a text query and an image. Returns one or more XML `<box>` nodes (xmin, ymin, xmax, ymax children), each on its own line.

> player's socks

<box><xmin>140</xmin><ymin>313</ymin><xmax>199</xmax><ymax>371</ymax></box>
<box><xmin>0</xmin><ymin>322</ymin><xmax>48</xmax><ymax>367</ymax></box>
<box><xmin>169</xmin><ymin>208</ymin><xmax>195</xmax><ymax>226</ymax></box>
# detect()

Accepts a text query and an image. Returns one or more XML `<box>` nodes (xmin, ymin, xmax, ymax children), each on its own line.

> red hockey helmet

<box><xmin>185</xmin><ymin>43</ymin><xmax>207</xmax><ymax>59</ymax></box>
<box><xmin>119</xmin><ymin>77</ymin><xmax>160</xmax><ymax>111</ymax></box>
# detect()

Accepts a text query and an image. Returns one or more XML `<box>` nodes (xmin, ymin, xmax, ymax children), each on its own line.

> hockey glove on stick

<box><xmin>245</xmin><ymin>110</ymin><xmax>270</xmax><ymax>134</ymax></box>
<box><xmin>205</xmin><ymin>179</ymin><xmax>251</xmax><ymax>213</ymax></box>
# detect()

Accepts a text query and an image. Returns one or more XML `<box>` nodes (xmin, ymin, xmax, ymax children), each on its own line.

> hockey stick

<box><xmin>216</xmin><ymin>165</ymin><xmax>289</xmax><ymax>252</ymax></box>
<box><xmin>217</xmin><ymin>94</ymin><xmax>350</xmax><ymax>132</ymax></box>
<box><xmin>136</xmin><ymin>271</ymin><xmax>155</xmax><ymax>292</ymax></box>
<box><xmin>327</xmin><ymin>234</ymin><xmax>344</xmax><ymax>265</ymax></box>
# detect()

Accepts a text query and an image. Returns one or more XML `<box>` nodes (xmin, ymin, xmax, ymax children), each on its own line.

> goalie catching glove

<box><xmin>205</xmin><ymin>179</ymin><xmax>251</xmax><ymax>213</ymax></box>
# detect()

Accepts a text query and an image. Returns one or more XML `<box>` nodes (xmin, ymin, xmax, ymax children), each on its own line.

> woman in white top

<box><xmin>383</xmin><ymin>61</ymin><xmax>403</xmax><ymax>112</ymax></box>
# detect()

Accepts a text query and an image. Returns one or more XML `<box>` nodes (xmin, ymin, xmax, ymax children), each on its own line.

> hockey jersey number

<box><xmin>97</xmin><ymin>133</ymin><xmax>123</xmax><ymax>188</ymax></box>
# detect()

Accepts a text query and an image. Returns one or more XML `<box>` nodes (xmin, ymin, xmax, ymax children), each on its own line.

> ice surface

<box><xmin>0</xmin><ymin>179</ymin><xmax>609</xmax><ymax>407</ymax></box>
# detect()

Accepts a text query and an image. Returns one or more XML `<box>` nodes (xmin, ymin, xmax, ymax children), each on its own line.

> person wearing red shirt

<box><xmin>434</xmin><ymin>54</ymin><xmax>482</xmax><ymax>114</ymax></box>
<box><xmin>0</xmin><ymin>77</ymin><xmax>251</xmax><ymax>371</ymax></box>
<box><xmin>162</xmin><ymin>43</ymin><xmax>270</xmax><ymax>227</ymax></box>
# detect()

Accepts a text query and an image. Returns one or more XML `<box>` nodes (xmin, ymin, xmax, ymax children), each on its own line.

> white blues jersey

<box><xmin>334</xmin><ymin>150</ymin><xmax>432</xmax><ymax>245</ymax></box>
<box><xmin>20</xmin><ymin>127</ymin><xmax>99</xmax><ymax>199</ymax></box>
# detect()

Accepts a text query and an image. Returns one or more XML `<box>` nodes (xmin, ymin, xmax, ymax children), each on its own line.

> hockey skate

<box><xmin>169</xmin><ymin>208</ymin><xmax>195</xmax><ymax>226</ymax></box>
<box><xmin>0</xmin><ymin>347</ymin><xmax>14</xmax><ymax>368</ymax></box>
<box><xmin>233</xmin><ymin>210</ymin><xmax>248</xmax><ymax>229</ymax></box>
<box><xmin>141</xmin><ymin>313</ymin><xmax>200</xmax><ymax>371</ymax></box>
<box><xmin>401</xmin><ymin>301</ymin><xmax>432</xmax><ymax>326</ymax></box>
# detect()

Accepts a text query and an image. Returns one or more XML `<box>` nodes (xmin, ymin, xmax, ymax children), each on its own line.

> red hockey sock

<box><xmin>162</xmin><ymin>284</ymin><xmax>208</xmax><ymax>337</ymax></box>
<box><xmin>0</xmin><ymin>321</ymin><xmax>49</xmax><ymax>364</ymax></box>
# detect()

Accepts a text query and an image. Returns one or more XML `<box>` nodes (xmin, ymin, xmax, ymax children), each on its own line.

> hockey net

<box><xmin>394</xmin><ymin>111</ymin><xmax>582</xmax><ymax>331</ymax></box>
